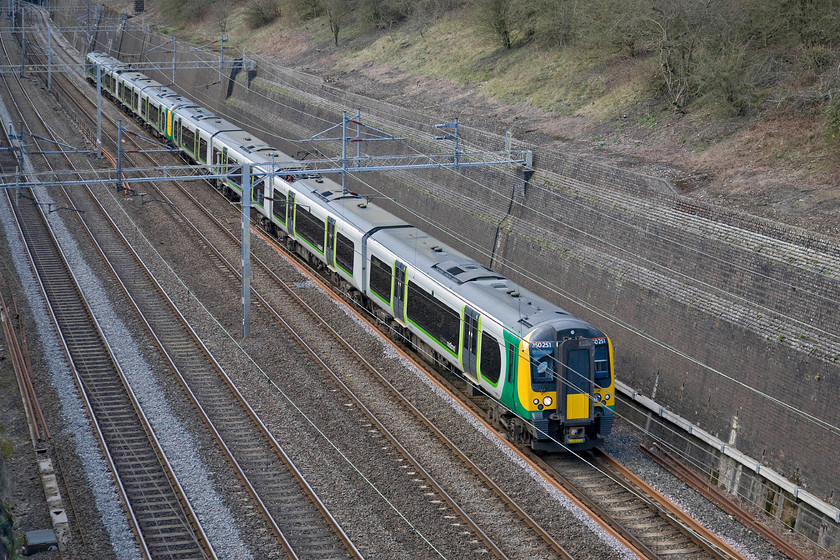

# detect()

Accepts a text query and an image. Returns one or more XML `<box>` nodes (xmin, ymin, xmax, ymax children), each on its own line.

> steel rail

<box><xmin>7</xmin><ymin>293</ymin><xmax>51</xmax><ymax>441</ymax></box>
<box><xmin>642</xmin><ymin>444</ymin><xmax>815</xmax><ymax>560</ymax></box>
<box><xmin>66</xmin><ymin>169</ymin><xmax>358</xmax><ymax>560</ymax></box>
<box><xmin>0</xmin><ymin>23</ymin><xmax>215</xmax><ymax>559</ymax></box>
<box><xmin>4</xmin><ymin>189</ymin><xmax>153</xmax><ymax>560</ymax></box>
<box><xmin>21</xmin><ymin>15</ymin><xmax>364</xmax><ymax>557</ymax></box>
<box><xmin>0</xmin><ymin>290</ymin><xmax>48</xmax><ymax>442</ymax></box>
<box><xmin>594</xmin><ymin>448</ymin><xmax>747</xmax><ymax>560</ymax></box>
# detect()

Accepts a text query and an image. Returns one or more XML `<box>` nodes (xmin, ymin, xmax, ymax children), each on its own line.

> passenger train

<box><xmin>85</xmin><ymin>51</ymin><xmax>615</xmax><ymax>451</ymax></box>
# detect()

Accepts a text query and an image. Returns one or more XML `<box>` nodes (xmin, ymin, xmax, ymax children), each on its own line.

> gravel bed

<box><xmin>603</xmin><ymin>423</ymin><xmax>826</xmax><ymax>560</ymax></box>
<box><xmin>112</xmin><ymin>157</ymin><xmax>821</xmax><ymax>559</ymax></box>
<box><xmin>0</xmin><ymin>66</ymin><xmax>260</xmax><ymax>558</ymax></box>
<box><xmin>0</xmin><ymin>186</ymin><xmax>138</xmax><ymax>560</ymax></box>
<box><xmin>1</xmin><ymin>20</ymin><xmax>825</xmax><ymax>560</ymax></box>
<box><xmin>102</xmin><ymin>168</ymin><xmax>635</xmax><ymax>559</ymax></box>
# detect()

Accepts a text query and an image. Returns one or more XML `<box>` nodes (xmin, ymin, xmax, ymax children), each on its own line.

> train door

<box><xmin>558</xmin><ymin>338</ymin><xmax>595</xmax><ymax>426</ymax></box>
<box><xmin>462</xmin><ymin>307</ymin><xmax>480</xmax><ymax>383</ymax></box>
<box><xmin>326</xmin><ymin>217</ymin><xmax>336</xmax><ymax>269</ymax></box>
<box><xmin>393</xmin><ymin>261</ymin><xmax>407</xmax><ymax>323</ymax></box>
<box><xmin>287</xmin><ymin>191</ymin><xmax>296</xmax><ymax>235</ymax></box>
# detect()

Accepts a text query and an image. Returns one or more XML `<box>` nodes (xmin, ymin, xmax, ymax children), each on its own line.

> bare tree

<box><xmin>596</xmin><ymin>0</ymin><xmax>651</xmax><ymax>56</ymax></box>
<box><xmin>476</xmin><ymin>0</ymin><xmax>536</xmax><ymax>49</ymax></box>
<box><xmin>245</xmin><ymin>0</ymin><xmax>282</xmax><ymax>28</ymax></box>
<box><xmin>528</xmin><ymin>0</ymin><xmax>581</xmax><ymax>47</ymax></box>
<box><xmin>644</xmin><ymin>0</ymin><xmax>718</xmax><ymax>109</ymax></box>
<box><xmin>323</xmin><ymin>0</ymin><xmax>352</xmax><ymax>46</ymax></box>
<box><xmin>289</xmin><ymin>0</ymin><xmax>324</xmax><ymax>20</ymax></box>
<box><xmin>361</xmin><ymin>0</ymin><xmax>413</xmax><ymax>30</ymax></box>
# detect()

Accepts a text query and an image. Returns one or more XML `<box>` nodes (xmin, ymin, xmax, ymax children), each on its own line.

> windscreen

<box><xmin>565</xmin><ymin>348</ymin><xmax>591</xmax><ymax>394</ymax></box>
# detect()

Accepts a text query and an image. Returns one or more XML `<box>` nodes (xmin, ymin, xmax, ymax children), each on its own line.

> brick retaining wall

<box><xmin>54</xmin><ymin>2</ymin><xmax>839</xmax><ymax>544</ymax></box>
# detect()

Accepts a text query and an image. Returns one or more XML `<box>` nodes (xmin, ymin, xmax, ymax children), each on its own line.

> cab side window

<box><xmin>370</xmin><ymin>255</ymin><xmax>392</xmax><ymax>303</ymax></box>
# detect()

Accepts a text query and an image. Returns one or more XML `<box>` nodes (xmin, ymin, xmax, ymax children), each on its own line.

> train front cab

<box><xmin>520</xmin><ymin>323</ymin><xmax>615</xmax><ymax>452</ymax></box>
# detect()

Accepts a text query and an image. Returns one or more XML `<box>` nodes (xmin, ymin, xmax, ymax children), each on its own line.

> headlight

<box><xmin>604</xmin><ymin>393</ymin><xmax>611</xmax><ymax>401</ymax></box>
<box><xmin>594</xmin><ymin>393</ymin><xmax>602</xmax><ymax>402</ymax></box>
<box><xmin>543</xmin><ymin>396</ymin><xmax>553</xmax><ymax>407</ymax></box>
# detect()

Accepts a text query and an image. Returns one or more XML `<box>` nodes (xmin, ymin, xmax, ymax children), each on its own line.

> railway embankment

<box><xmin>50</xmin><ymin>0</ymin><xmax>839</xmax><ymax>551</ymax></box>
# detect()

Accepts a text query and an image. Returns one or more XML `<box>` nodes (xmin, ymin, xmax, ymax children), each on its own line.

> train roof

<box><xmin>176</xmin><ymin>106</ymin><xmax>232</xmax><ymax>129</ymax></box>
<box><xmin>300</xmin><ymin>181</ymin><xmax>591</xmax><ymax>337</ymax></box>
<box><xmin>86</xmin><ymin>52</ymin><xmax>125</xmax><ymax>71</ymax></box>
<box><xmin>214</xmin><ymin>129</ymin><xmax>298</xmax><ymax>165</ymax></box>
<box><xmin>121</xmin><ymin>72</ymin><xmax>164</xmax><ymax>90</ymax></box>
<box><xmin>372</xmin><ymin>226</ymin><xmax>580</xmax><ymax>336</ymax></box>
<box><xmin>293</xmin><ymin>177</ymin><xmax>410</xmax><ymax>229</ymax></box>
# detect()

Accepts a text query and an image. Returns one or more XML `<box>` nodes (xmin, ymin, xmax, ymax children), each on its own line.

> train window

<box><xmin>507</xmin><ymin>343</ymin><xmax>517</xmax><ymax>383</ymax></box>
<box><xmin>480</xmin><ymin>333</ymin><xmax>502</xmax><ymax>384</ymax></box>
<box><xmin>369</xmin><ymin>255</ymin><xmax>392</xmax><ymax>303</ymax></box>
<box><xmin>335</xmin><ymin>232</ymin><xmax>354</xmax><ymax>276</ymax></box>
<box><xmin>254</xmin><ymin>183</ymin><xmax>265</xmax><ymax>205</ymax></box>
<box><xmin>406</xmin><ymin>281</ymin><xmax>459</xmax><ymax>355</ymax></box>
<box><xmin>198</xmin><ymin>138</ymin><xmax>207</xmax><ymax>163</ymax></box>
<box><xmin>148</xmin><ymin>103</ymin><xmax>159</xmax><ymax>128</ymax></box>
<box><xmin>272</xmin><ymin>189</ymin><xmax>286</xmax><ymax>224</ymax></box>
<box><xmin>594</xmin><ymin>344</ymin><xmax>611</xmax><ymax>388</ymax></box>
<box><xmin>213</xmin><ymin>147</ymin><xmax>222</xmax><ymax>166</ymax></box>
<box><xmin>295</xmin><ymin>206</ymin><xmax>325</xmax><ymax>253</ymax></box>
<box><xmin>530</xmin><ymin>347</ymin><xmax>555</xmax><ymax>384</ymax></box>
<box><xmin>141</xmin><ymin>98</ymin><xmax>147</xmax><ymax>119</ymax></box>
<box><xmin>133</xmin><ymin>90</ymin><xmax>139</xmax><ymax>111</ymax></box>
<box><xmin>182</xmin><ymin>126</ymin><xmax>195</xmax><ymax>155</ymax></box>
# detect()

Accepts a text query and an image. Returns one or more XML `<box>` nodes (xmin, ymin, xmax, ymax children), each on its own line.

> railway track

<box><xmin>0</xmin><ymin>14</ymin><xmax>591</xmax><ymax>556</ymax></box>
<box><xmin>79</xmin><ymin>77</ymin><xmax>576</xmax><ymax>560</ymax></box>
<box><xmin>1</xmin><ymin>119</ymin><xmax>215</xmax><ymax>560</ymax></box>
<box><xmin>9</xmin><ymin>7</ymin><xmax>797</xmax><ymax>560</ymax></box>
<box><xmin>436</xmin><ymin>362</ymin><xmax>752</xmax><ymax>560</ymax></box>
<box><xmin>542</xmin><ymin>450</ymin><xmax>746</xmax><ymax>560</ymax></box>
<box><xmin>14</xmin><ymin>8</ymin><xmax>364</xmax><ymax>559</ymax></box>
<box><xmin>0</xmin><ymin>19</ymin><xmax>217</xmax><ymax>560</ymax></box>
